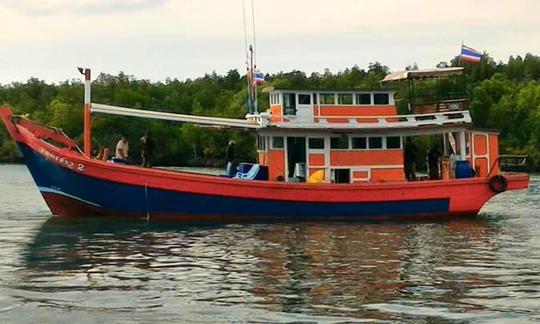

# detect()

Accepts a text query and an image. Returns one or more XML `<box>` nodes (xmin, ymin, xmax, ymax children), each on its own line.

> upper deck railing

<box><xmin>248</xmin><ymin>110</ymin><xmax>472</xmax><ymax>129</ymax></box>
<box><xmin>397</xmin><ymin>93</ymin><xmax>470</xmax><ymax>114</ymax></box>
<box><xmin>89</xmin><ymin>103</ymin><xmax>471</xmax><ymax>131</ymax></box>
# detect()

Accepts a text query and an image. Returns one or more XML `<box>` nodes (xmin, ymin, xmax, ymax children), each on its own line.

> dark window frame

<box><xmin>308</xmin><ymin>138</ymin><xmax>325</xmax><ymax>150</ymax></box>
<box><xmin>356</xmin><ymin>93</ymin><xmax>372</xmax><ymax>105</ymax></box>
<box><xmin>368</xmin><ymin>137</ymin><xmax>383</xmax><ymax>149</ymax></box>
<box><xmin>330</xmin><ymin>136</ymin><xmax>349</xmax><ymax>149</ymax></box>
<box><xmin>373</xmin><ymin>93</ymin><xmax>390</xmax><ymax>105</ymax></box>
<box><xmin>272</xmin><ymin>136</ymin><xmax>284</xmax><ymax>149</ymax></box>
<box><xmin>386</xmin><ymin>136</ymin><xmax>401</xmax><ymax>149</ymax></box>
<box><xmin>351</xmin><ymin>137</ymin><xmax>367</xmax><ymax>149</ymax></box>
<box><xmin>298</xmin><ymin>94</ymin><xmax>312</xmax><ymax>105</ymax></box>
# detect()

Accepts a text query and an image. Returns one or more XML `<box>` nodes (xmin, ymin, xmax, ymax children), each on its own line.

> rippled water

<box><xmin>0</xmin><ymin>164</ymin><xmax>539</xmax><ymax>322</ymax></box>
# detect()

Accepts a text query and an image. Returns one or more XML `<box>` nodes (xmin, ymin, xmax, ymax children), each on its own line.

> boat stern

<box><xmin>502</xmin><ymin>172</ymin><xmax>530</xmax><ymax>191</ymax></box>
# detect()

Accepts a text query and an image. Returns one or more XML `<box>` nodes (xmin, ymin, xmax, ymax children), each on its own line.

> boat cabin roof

<box><xmin>381</xmin><ymin>67</ymin><xmax>464</xmax><ymax>83</ymax></box>
<box><xmin>269</xmin><ymin>88</ymin><xmax>395</xmax><ymax>94</ymax></box>
<box><xmin>91</xmin><ymin>102</ymin><xmax>473</xmax><ymax>134</ymax></box>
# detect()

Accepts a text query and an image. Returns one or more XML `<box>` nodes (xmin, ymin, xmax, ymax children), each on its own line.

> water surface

<box><xmin>0</xmin><ymin>164</ymin><xmax>539</xmax><ymax>322</ymax></box>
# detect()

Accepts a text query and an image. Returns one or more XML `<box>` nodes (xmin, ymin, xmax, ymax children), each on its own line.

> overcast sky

<box><xmin>1</xmin><ymin>0</ymin><xmax>539</xmax><ymax>84</ymax></box>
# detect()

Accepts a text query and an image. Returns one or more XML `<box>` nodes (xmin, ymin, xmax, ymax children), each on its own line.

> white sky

<box><xmin>1</xmin><ymin>0</ymin><xmax>539</xmax><ymax>84</ymax></box>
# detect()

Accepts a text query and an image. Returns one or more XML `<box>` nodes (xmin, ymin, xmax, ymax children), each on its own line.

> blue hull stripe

<box><xmin>19</xmin><ymin>144</ymin><xmax>450</xmax><ymax>218</ymax></box>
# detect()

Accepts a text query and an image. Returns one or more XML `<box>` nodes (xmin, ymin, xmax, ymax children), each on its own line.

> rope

<box><xmin>250</xmin><ymin>0</ymin><xmax>258</xmax><ymax>110</ymax></box>
<box><xmin>251</xmin><ymin>0</ymin><xmax>257</xmax><ymax>67</ymax></box>
<box><xmin>241</xmin><ymin>0</ymin><xmax>252</xmax><ymax>102</ymax></box>
<box><xmin>145</xmin><ymin>182</ymin><xmax>150</xmax><ymax>222</ymax></box>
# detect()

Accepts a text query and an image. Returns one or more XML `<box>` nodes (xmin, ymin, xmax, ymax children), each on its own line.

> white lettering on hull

<box><xmin>38</xmin><ymin>148</ymin><xmax>85</xmax><ymax>173</ymax></box>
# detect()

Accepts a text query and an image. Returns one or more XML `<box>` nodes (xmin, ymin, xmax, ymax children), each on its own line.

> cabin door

<box><xmin>295</xmin><ymin>92</ymin><xmax>314</xmax><ymax>122</ymax></box>
<box><xmin>286</xmin><ymin>137</ymin><xmax>307</xmax><ymax>181</ymax></box>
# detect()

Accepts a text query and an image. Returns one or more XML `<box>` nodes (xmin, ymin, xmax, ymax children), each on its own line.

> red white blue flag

<box><xmin>460</xmin><ymin>44</ymin><xmax>481</xmax><ymax>63</ymax></box>
<box><xmin>253</xmin><ymin>69</ymin><xmax>265</xmax><ymax>85</ymax></box>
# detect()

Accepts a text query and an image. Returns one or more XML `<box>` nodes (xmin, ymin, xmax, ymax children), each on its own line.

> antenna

<box><xmin>241</xmin><ymin>0</ymin><xmax>252</xmax><ymax>113</ymax></box>
<box><xmin>241</xmin><ymin>0</ymin><xmax>260</xmax><ymax>114</ymax></box>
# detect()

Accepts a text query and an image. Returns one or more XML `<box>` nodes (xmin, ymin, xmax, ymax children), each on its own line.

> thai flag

<box><xmin>460</xmin><ymin>44</ymin><xmax>482</xmax><ymax>63</ymax></box>
<box><xmin>253</xmin><ymin>70</ymin><xmax>265</xmax><ymax>85</ymax></box>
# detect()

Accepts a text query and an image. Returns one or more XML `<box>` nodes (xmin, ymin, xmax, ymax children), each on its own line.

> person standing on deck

<box><xmin>427</xmin><ymin>143</ymin><xmax>442</xmax><ymax>180</ymax></box>
<box><xmin>140</xmin><ymin>131</ymin><xmax>155</xmax><ymax>168</ymax></box>
<box><xmin>404</xmin><ymin>137</ymin><xmax>417</xmax><ymax>181</ymax></box>
<box><xmin>114</xmin><ymin>136</ymin><xmax>129</xmax><ymax>163</ymax></box>
<box><xmin>448</xmin><ymin>148</ymin><xmax>457</xmax><ymax>179</ymax></box>
<box><xmin>225</xmin><ymin>140</ymin><xmax>237</xmax><ymax>177</ymax></box>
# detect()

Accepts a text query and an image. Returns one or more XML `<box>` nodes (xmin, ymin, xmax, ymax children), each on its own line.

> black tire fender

<box><xmin>489</xmin><ymin>175</ymin><xmax>508</xmax><ymax>193</ymax></box>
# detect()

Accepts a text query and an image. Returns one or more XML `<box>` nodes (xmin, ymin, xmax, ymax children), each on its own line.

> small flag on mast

<box><xmin>460</xmin><ymin>44</ymin><xmax>482</xmax><ymax>63</ymax></box>
<box><xmin>253</xmin><ymin>69</ymin><xmax>265</xmax><ymax>85</ymax></box>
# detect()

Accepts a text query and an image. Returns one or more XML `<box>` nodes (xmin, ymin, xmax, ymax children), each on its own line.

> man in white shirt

<box><xmin>115</xmin><ymin>136</ymin><xmax>129</xmax><ymax>162</ymax></box>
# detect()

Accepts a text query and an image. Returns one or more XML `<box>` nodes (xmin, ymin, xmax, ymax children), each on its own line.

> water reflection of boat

<box><xmin>21</xmin><ymin>217</ymin><xmax>504</xmax><ymax>318</ymax></box>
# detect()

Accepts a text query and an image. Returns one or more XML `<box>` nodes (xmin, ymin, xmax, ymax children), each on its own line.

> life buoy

<box><xmin>489</xmin><ymin>175</ymin><xmax>508</xmax><ymax>193</ymax></box>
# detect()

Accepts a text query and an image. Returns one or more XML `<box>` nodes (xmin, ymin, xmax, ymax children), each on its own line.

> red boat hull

<box><xmin>0</xmin><ymin>107</ymin><xmax>530</xmax><ymax>221</ymax></box>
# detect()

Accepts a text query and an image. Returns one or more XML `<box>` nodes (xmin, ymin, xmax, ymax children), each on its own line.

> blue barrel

<box><xmin>455</xmin><ymin>160</ymin><xmax>474</xmax><ymax>178</ymax></box>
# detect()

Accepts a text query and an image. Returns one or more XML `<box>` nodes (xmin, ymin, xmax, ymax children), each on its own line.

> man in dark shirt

<box><xmin>404</xmin><ymin>137</ymin><xmax>417</xmax><ymax>181</ymax></box>
<box><xmin>225</xmin><ymin>141</ymin><xmax>237</xmax><ymax>177</ymax></box>
<box><xmin>140</xmin><ymin>130</ymin><xmax>155</xmax><ymax>168</ymax></box>
<box><xmin>427</xmin><ymin>144</ymin><xmax>442</xmax><ymax>180</ymax></box>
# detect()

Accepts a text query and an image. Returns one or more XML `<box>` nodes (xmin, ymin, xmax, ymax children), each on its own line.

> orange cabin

<box><xmin>260</xmin><ymin>89</ymin><xmax>404</xmax><ymax>183</ymax></box>
<box><xmin>254</xmin><ymin>89</ymin><xmax>499</xmax><ymax>184</ymax></box>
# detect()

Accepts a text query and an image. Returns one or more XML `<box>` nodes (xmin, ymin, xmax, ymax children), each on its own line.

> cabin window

<box><xmin>283</xmin><ymin>93</ymin><xmax>295</xmax><ymax>106</ymax></box>
<box><xmin>313</xmin><ymin>93</ymin><xmax>318</xmax><ymax>104</ymax></box>
<box><xmin>257</xmin><ymin>135</ymin><xmax>267</xmax><ymax>151</ymax></box>
<box><xmin>338</xmin><ymin>94</ymin><xmax>353</xmax><ymax>105</ymax></box>
<box><xmin>283</xmin><ymin>93</ymin><xmax>296</xmax><ymax>115</ymax></box>
<box><xmin>320</xmin><ymin>93</ymin><xmax>336</xmax><ymax>105</ymax></box>
<box><xmin>272</xmin><ymin>136</ymin><xmax>284</xmax><ymax>149</ymax></box>
<box><xmin>352</xmin><ymin>137</ymin><xmax>367</xmax><ymax>149</ymax></box>
<box><xmin>308</xmin><ymin>138</ymin><xmax>325</xmax><ymax>150</ymax></box>
<box><xmin>271</xmin><ymin>93</ymin><xmax>280</xmax><ymax>105</ymax></box>
<box><xmin>368</xmin><ymin>137</ymin><xmax>383</xmax><ymax>149</ymax></box>
<box><xmin>333</xmin><ymin>169</ymin><xmax>351</xmax><ymax>184</ymax></box>
<box><xmin>331</xmin><ymin>136</ymin><xmax>349</xmax><ymax>149</ymax></box>
<box><xmin>298</xmin><ymin>94</ymin><xmax>311</xmax><ymax>105</ymax></box>
<box><xmin>386</xmin><ymin>136</ymin><xmax>401</xmax><ymax>149</ymax></box>
<box><xmin>373</xmin><ymin>93</ymin><xmax>390</xmax><ymax>105</ymax></box>
<box><xmin>356</xmin><ymin>93</ymin><xmax>371</xmax><ymax>105</ymax></box>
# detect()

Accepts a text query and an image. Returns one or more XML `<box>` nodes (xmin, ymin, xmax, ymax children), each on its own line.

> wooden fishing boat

<box><xmin>0</xmin><ymin>67</ymin><xmax>529</xmax><ymax>222</ymax></box>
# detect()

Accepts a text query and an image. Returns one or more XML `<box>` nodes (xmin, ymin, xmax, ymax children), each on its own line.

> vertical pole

<box><xmin>458</xmin><ymin>41</ymin><xmax>463</xmax><ymax>66</ymax></box>
<box><xmin>247</xmin><ymin>46</ymin><xmax>253</xmax><ymax>114</ymax></box>
<box><xmin>459</xmin><ymin>130</ymin><xmax>467</xmax><ymax>160</ymax></box>
<box><xmin>83</xmin><ymin>68</ymin><xmax>92</xmax><ymax>157</ymax></box>
<box><xmin>443</xmin><ymin>133</ymin><xmax>448</xmax><ymax>155</ymax></box>
<box><xmin>249</xmin><ymin>45</ymin><xmax>256</xmax><ymax>113</ymax></box>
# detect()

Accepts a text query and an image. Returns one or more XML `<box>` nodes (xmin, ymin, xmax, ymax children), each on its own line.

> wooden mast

<box><xmin>81</xmin><ymin>67</ymin><xmax>92</xmax><ymax>157</ymax></box>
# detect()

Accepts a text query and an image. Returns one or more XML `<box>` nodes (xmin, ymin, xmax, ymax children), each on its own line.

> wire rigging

<box><xmin>251</xmin><ymin>0</ymin><xmax>258</xmax><ymax>106</ymax></box>
<box><xmin>241</xmin><ymin>0</ymin><xmax>251</xmax><ymax>101</ymax></box>
<box><xmin>251</xmin><ymin>0</ymin><xmax>257</xmax><ymax>67</ymax></box>
<box><xmin>241</xmin><ymin>0</ymin><xmax>259</xmax><ymax>113</ymax></box>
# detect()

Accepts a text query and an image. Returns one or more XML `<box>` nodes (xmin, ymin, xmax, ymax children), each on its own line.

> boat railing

<box><xmin>498</xmin><ymin>155</ymin><xmax>529</xmax><ymax>172</ymax></box>
<box><xmin>410</xmin><ymin>98</ymin><xmax>470</xmax><ymax>114</ymax></box>
<box><xmin>264</xmin><ymin>110</ymin><xmax>472</xmax><ymax>128</ymax></box>
<box><xmin>10</xmin><ymin>115</ymin><xmax>81</xmax><ymax>151</ymax></box>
